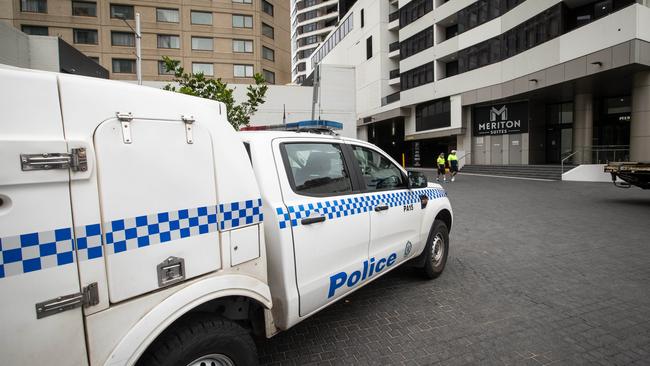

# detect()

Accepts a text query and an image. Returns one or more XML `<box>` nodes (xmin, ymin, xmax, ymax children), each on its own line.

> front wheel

<box><xmin>420</xmin><ymin>219</ymin><xmax>449</xmax><ymax>279</ymax></box>
<box><xmin>137</xmin><ymin>314</ymin><xmax>258</xmax><ymax>366</ymax></box>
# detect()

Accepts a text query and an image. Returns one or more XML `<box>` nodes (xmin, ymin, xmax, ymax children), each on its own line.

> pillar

<box><xmin>631</xmin><ymin>71</ymin><xmax>650</xmax><ymax>162</ymax></box>
<box><xmin>573</xmin><ymin>93</ymin><xmax>593</xmax><ymax>164</ymax></box>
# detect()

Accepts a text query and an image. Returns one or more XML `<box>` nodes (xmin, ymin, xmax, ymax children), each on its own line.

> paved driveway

<box><xmin>258</xmin><ymin>175</ymin><xmax>650</xmax><ymax>365</ymax></box>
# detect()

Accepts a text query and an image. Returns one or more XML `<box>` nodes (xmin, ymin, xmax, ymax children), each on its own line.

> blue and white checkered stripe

<box><xmin>276</xmin><ymin>188</ymin><xmax>446</xmax><ymax>229</ymax></box>
<box><xmin>0</xmin><ymin>227</ymin><xmax>75</xmax><ymax>279</ymax></box>
<box><xmin>0</xmin><ymin>198</ymin><xmax>263</xmax><ymax>279</ymax></box>
<box><xmin>104</xmin><ymin>205</ymin><xmax>219</xmax><ymax>254</ymax></box>
<box><xmin>218</xmin><ymin>198</ymin><xmax>264</xmax><ymax>231</ymax></box>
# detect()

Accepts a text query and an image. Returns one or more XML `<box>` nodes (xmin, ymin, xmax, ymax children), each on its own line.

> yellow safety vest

<box><xmin>437</xmin><ymin>157</ymin><xmax>445</xmax><ymax>166</ymax></box>
<box><xmin>448</xmin><ymin>154</ymin><xmax>458</xmax><ymax>162</ymax></box>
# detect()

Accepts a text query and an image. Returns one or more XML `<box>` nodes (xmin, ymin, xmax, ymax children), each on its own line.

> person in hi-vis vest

<box><xmin>448</xmin><ymin>150</ymin><xmax>459</xmax><ymax>182</ymax></box>
<box><xmin>436</xmin><ymin>153</ymin><xmax>447</xmax><ymax>183</ymax></box>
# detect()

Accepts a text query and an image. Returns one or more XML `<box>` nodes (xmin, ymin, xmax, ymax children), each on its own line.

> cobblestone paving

<box><xmin>257</xmin><ymin>175</ymin><xmax>650</xmax><ymax>365</ymax></box>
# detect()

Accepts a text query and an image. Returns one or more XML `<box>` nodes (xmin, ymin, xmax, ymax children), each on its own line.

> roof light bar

<box><xmin>241</xmin><ymin>120</ymin><xmax>343</xmax><ymax>132</ymax></box>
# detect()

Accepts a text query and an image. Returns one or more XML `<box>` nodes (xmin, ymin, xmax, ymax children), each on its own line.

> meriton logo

<box><xmin>490</xmin><ymin>105</ymin><xmax>508</xmax><ymax>121</ymax></box>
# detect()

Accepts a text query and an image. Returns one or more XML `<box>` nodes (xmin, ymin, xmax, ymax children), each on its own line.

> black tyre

<box><xmin>137</xmin><ymin>314</ymin><xmax>258</xmax><ymax>366</ymax></box>
<box><xmin>421</xmin><ymin>219</ymin><xmax>449</xmax><ymax>279</ymax></box>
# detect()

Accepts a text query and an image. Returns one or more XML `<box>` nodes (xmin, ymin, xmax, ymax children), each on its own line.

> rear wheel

<box><xmin>137</xmin><ymin>314</ymin><xmax>258</xmax><ymax>366</ymax></box>
<box><xmin>421</xmin><ymin>219</ymin><xmax>449</xmax><ymax>279</ymax></box>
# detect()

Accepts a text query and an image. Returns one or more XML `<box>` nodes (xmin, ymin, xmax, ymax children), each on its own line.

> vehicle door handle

<box><xmin>374</xmin><ymin>205</ymin><xmax>389</xmax><ymax>212</ymax></box>
<box><xmin>301</xmin><ymin>216</ymin><xmax>326</xmax><ymax>225</ymax></box>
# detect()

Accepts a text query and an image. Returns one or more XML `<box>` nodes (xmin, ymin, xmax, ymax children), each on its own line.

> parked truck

<box><xmin>0</xmin><ymin>67</ymin><xmax>452</xmax><ymax>365</ymax></box>
<box><xmin>605</xmin><ymin>162</ymin><xmax>650</xmax><ymax>189</ymax></box>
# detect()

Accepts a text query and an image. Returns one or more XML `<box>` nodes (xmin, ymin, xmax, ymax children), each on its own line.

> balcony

<box><xmin>389</xmin><ymin>69</ymin><xmax>400</xmax><ymax>85</ymax></box>
<box><xmin>381</xmin><ymin>91</ymin><xmax>400</xmax><ymax>106</ymax></box>
<box><xmin>388</xmin><ymin>41</ymin><xmax>400</xmax><ymax>59</ymax></box>
<box><xmin>388</xmin><ymin>11</ymin><xmax>399</xmax><ymax>31</ymax></box>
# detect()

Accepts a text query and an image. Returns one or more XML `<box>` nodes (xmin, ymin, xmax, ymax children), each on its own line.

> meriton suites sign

<box><xmin>473</xmin><ymin>101</ymin><xmax>529</xmax><ymax>136</ymax></box>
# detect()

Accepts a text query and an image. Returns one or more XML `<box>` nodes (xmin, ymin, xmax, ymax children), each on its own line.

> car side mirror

<box><xmin>407</xmin><ymin>171</ymin><xmax>427</xmax><ymax>189</ymax></box>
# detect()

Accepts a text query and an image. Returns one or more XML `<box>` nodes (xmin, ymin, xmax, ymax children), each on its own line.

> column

<box><xmin>631</xmin><ymin>71</ymin><xmax>650</xmax><ymax>162</ymax></box>
<box><xmin>573</xmin><ymin>93</ymin><xmax>593</xmax><ymax>164</ymax></box>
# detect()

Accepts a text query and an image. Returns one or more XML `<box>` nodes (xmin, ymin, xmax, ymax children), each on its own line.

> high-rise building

<box><xmin>1</xmin><ymin>0</ymin><xmax>291</xmax><ymax>84</ymax></box>
<box><xmin>306</xmin><ymin>0</ymin><xmax>650</xmax><ymax>167</ymax></box>
<box><xmin>290</xmin><ymin>0</ymin><xmax>356</xmax><ymax>84</ymax></box>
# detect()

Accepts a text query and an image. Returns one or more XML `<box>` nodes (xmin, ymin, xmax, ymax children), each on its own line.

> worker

<box><xmin>448</xmin><ymin>150</ymin><xmax>459</xmax><ymax>182</ymax></box>
<box><xmin>436</xmin><ymin>153</ymin><xmax>447</xmax><ymax>182</ymax></box>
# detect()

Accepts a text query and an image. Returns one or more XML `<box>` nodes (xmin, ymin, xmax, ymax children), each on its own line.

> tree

<box><xmin>161</xmin><ymin>56</ymin><xmax>268</xmax><ymax>130</ymax></box>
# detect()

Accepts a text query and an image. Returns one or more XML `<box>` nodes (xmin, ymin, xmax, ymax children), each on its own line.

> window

<box><xmin>111</xmin><ymin>31</ymin><xmax>134</xmax><ymax>47</ymax></box>
<box><xmin>262</xmin><ymin>23</ymin><xmax>274</xmax><ymax>38</ymax></box>
<box><xmin>400</xmin><ymin>27</ymin><xmax>433</xmax><ymax>59</ymax></box>
<box><xmin>21</xmin><ymin>0</ymin><xmax>46</xmax><ymax>13</ymax></box>
<box><xmin>400</xmin><ymin>62</ymin><xmax>434</xmax><ymax>90</ymax></box>
<box><xmin>192</xmin><ymin>63</ymin><xmax>214</xmax><ymax>76</ymax></box>
<box><xmin>361</xmin><ymin>9</ymin><xmax>364</xmax><ymax>28</ymax></box>
<box><xmin>232</xmin><ymin>39</ymin><xmax>253</xmax><ymax>53</ymax></box>
<box><xmin>399</xmin><ymin>0</ymin><xmax>432</xmax><ymax>28</ymax></box>
<box><xmin>157</xmin><ymin>34</ymin><xmax>180</xmax><ymax>49</ymax></box>
<box><xmin>73</xmin><ymin>29</ymin><xmax>98</xmax><ymax>44</ymax></box>
<box><xmin>263</xmin><ymin>69</ymin><xmax>275</xmax><ymax>84</ymax></box>
<box><xmin>262</xmin><ymin>46</ymin><xmax>275</xmax><ymax>61</ymax></box>
<box><xmin>112</xmin><ymin>58</ymin><xmax>135</xmax><ymax>73</ymax></box>
<box><xmin>158</xmin><ymin>60</ymin><xmax>174</xmax><ymax>75</ymax></box>
<box><xmin>366</xmin><ymin>36</ymin><xmax>372</xmax><ymax>60</ymax></box>
<box><xmin>234</xmin><ymin>64</ymin><xmax>254</xmax><ymax>77</ymax></box>
<box><xmin>232</xmin><ymin>0</ymin><xmax>252</xmax><ymax>3</ymax></box>
<box><xmin>351</xmin><ymin>146</ymin><xmax>406</xmax><ymax>191</ymax></box>
<box><xmin>311</xmin><ymin>14</ymin><xmax>353</xmax><ymax>66</ymax></box>
<box><xmin>110</xmin><ymin>4</ymin><xmax>134</xmax><ymax>19</ymax></box>
<box><xmin>90</xmin><ymin>57</ymin><xmax>99</xmax><ymax>63</ymax></box>
<box><xmin>415</xmin><ymin>97</ymin><xmax>451</xmax><ymax>131</ymax></box>
<box><xmin>445</xmin><ymin>60</ymin><xmax>458</xmax><ymax>77</ymax></box>
<box><xmin>445</xmin><ymin>24</ymin><xmax>458</xmax><ymax>40</ymax></box>
<box><xmin>191</xmin><ymin>11</ymin><xmax>212</xmax><ymax>25</ymax></box>
<box><xmin>21</xmin><ymin>25</ymin><xmax>48</xmax><ymax>35</ymax></box>
<box><xmin>72</xmin><ymin>1</ymin><xmax>96</xmax><ymax>16</ymax></box>
<box><xmin>156</xmin><ymin>8</ymin><xmax>179</xmax><ymax>23</ymax></box>
<box><xmin>232</xmin><ymin>14</ymin><xmax>253</xmax><ymax>28</ymax></box>
<box><xmin>282</xmin><ymin>143</ymin><xmax>353</xmax><ymax>195</ymax></box>
<box><xmin>262</xmin><ymin>0</ymin><xmax>273</xmax><ymax>16</ymax></box>
<box><xmin>191</xmin><ymin>37</ymin><xmax>213</xmax><ymax>51</ymax></box>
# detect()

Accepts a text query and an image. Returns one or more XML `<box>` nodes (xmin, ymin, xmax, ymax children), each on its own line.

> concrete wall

<box><xmin>0</xmin><ymin>21</ymin><xmax>29</xmax><ymax>68</ymax></box>
<box><xmin>137</xmin><ymin>64</ymin><xmax>358</xmax><ymax>138</ymax></box>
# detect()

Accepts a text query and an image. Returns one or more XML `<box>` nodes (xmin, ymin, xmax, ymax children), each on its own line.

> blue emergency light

<box><xmin>241</xmin><ymin>120</ymin><xmax>343</xmax><ymax>132</ymax></box>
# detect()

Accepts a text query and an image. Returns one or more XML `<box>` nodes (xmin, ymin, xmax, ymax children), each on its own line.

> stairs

<box><xmin>459</xmin><ymin>164</ymin><xmax>577</xmax><ymax>180</ymax></box>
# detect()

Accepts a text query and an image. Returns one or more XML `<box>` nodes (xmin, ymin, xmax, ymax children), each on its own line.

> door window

<box><xmin>282</xmin><ymin>143</ymin><xmax>353</xmax><ymax>195</ymax></box>
<box><xmin>351</xmin><ymin>146</ymin><xmax>406</xmax><ymax>191</ymax></box>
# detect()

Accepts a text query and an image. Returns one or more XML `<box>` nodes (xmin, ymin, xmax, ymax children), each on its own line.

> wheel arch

<box><xmin>104</xmin><ymin>274</ymin><xmax>271</xmax><ymax>366</ymax></box>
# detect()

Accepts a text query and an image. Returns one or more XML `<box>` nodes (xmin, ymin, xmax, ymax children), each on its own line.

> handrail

<box><xmin>561</xmin><ymin>151</ymin><xmax>578</xmax><ymax>174</ymax></box>
<box><xmin>458</xmin><ymin>152</ymin><xmax>471</xmax><ymax>169</ymax></box>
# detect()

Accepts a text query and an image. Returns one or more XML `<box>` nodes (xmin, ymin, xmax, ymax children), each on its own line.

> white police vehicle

<box><xmin>0</xmin><ymin>67</ymin><xmax>452</xmax><ymax>365</ymax></box>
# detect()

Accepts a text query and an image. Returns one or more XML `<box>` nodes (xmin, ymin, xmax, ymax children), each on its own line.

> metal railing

<box><xmin>389</xmin><ymin>41</ymin><xmax>400</xmax><ymax>52</ymax></box>
<box><xmin>389</xmin><ymin>68</ymin><xmax>400</xmax><ymax>79</ymax></box>
<box><xmin>458</xmin><ymin>152</ymin><xmax>471</xmax><ymax>170</ymax></box>
<box><xmin>381</xmin><ymin>91</ymin><xmax>400</xmax><ymax>106</ymax></box>
<box><xmin>561</xmin><ymin>145</ymin><xmax>630</xmax><ymax>173</ymax></box>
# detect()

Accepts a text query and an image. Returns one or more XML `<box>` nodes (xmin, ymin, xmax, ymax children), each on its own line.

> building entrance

<box><xmin>545</xmin><ymin>102</ymin><xmax>573</xmax><ymax>164</ymax></box>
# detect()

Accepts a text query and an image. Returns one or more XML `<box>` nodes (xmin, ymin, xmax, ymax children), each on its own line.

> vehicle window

<box><xmin>351</xmin><ymin>146</ymin><xmax>407</xmax><ymax>190</ymax></box>
<box><xmin>283</xmin><ymin>143</ymin><xmax>353</xmax><ymax>195</ymax></box>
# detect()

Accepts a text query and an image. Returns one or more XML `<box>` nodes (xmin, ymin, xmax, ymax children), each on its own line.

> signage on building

<box><xmin>473</xmin><ymin>101</ymin><xmax>529</xmax><ymax>136</ymax></box>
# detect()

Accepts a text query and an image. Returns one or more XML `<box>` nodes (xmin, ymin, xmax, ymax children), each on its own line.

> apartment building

<box><xmin>290</xmin><ymin>0</ymin><xmax>356</xmax><ymax>83</ymax></box>
<box><xmin>307</xmin><ymin>0</ymin><xmax>650</xmax><ymax>167</ymax></box>
<box><xmin>1</xmin><ymin>0</ymin><xmax>291</xmax><ymax>84</ymax></box>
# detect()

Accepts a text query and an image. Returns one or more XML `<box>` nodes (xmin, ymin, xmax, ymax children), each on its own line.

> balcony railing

<box><xmin>381</xmin><ymin>91</ymin><xmax>400</xmax><ymax>106</ymax></box>
<box><xmin>389</xmin><ymin>41</ymin><xmax>400</xmax><ymax>52</ymax></box>
<box><xmin>389</xmin><ymin>68</ymin><xmax>400</xmax><ymax>79</ymax></box>
<box><xmin>389</xmin><ymin>11</ymin><xmax>399</xmax><ymax>22</ymax></box>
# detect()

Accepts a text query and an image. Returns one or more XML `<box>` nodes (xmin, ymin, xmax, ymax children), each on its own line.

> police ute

<box><xmin>0</xmin><ymin>67</ymin><xmax>453</xmax><ymax>366</ymax></box>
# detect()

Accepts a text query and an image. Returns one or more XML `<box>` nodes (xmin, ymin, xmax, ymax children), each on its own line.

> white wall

<box><xmin>0</xmin><ymin>22</ymin><xmax>30</xmax><ymax>68</ymax></box>
<box><xmin>137</xmin><ymin>64</ymin><xmax>358</xmax><ymax>138</ymax></box>
<box><xmin>563</xmin><ymin>164</ymin><xmax>622</xmax><ymax>183</ymax></box>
